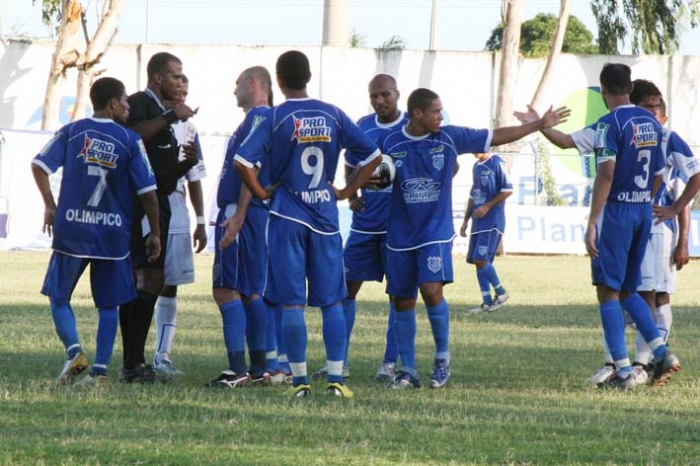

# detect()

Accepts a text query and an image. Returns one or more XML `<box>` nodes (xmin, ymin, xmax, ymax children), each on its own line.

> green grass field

<box><xmin>1</xmin><ymin>251</ymin><xmax>700</xmax><ymax>465</ymax></box>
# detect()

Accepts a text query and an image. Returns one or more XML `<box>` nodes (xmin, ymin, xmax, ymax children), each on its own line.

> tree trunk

<box><xmin>530</xmin><ymin>0</ymin><xmax>570</xmax><ymax>111</ymax></box>
<box><xmin>41</xmin><ymin>0</ymin><xmax>81</xmax><ymax>131</ymax></box>
<box><xmin>72</xmin><ymin>0</ymin><xmax>125</xmax><ymax>120</ymax></box>
<box><xmin>494</xmin><ymin>0</ymin><xmax>523</xmax><ymax>131</ymax></box>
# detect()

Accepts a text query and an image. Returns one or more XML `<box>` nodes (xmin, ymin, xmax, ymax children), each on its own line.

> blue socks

<box><xmin>341</xmin><ymin>298</ymin><xmax>356</xmax><ymax>367</ymax></box>
<box><xmin>426</xmin><ymin>299</ymin><xmax>450</xmax><ymax>361</ymax></box>
<box><xmin>600</xmin><ymin>299</ymin><xmax>630</xmax><ymax>372</ymax></box>
<box><xmin>383</xmin><ymin>300</ymin><xmax>398</xmax><ymax>364</ymax></box>
<box><xmin>51</xmin><ymin>301</ymin><xmax>81</xmax><ymax>357</ymax></box>
<box><xmin>394</xmin><ymin>309</ymin><xmax>417</xmax><ymax>377</ymax></box>
<box><xmin>321</xmin><ymin>303</ymin><xmax>346</xmax><ymax>384</ymax></box>
<box><xmin>623</xmin><ymin>294</ymin><xmax>667</xmax><ymax>361</ymax></box>
<box><xmin>93</xmin><ymin>307</ymin><xmax>118</xmax><ymax>375</ymax></box>
<box><xmin>245</xmin><ymin>297</ymin><xmax>267</xmax><ymax>374</ymax></box>
<box><xmin>265</xmin><ymin>303</ymin><xmax>280</xmax><ymax>372</ymax></box>
<box><xmin>219</xmin><ymin>300</ymin><xmax>247</xmax><ymax>375</ymax></box>
<box><xmin>476</xmin><ymin>268</ymin><xmax>493</xmax><ymax>304</ymax></box>
<box><xmin>282</xmin><ymin>308</ymin><xmax>308</xmax><ymax>386</ymax></box>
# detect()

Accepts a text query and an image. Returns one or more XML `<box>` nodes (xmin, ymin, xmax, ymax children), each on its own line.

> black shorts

<box><xmin>130</xmin><ymin>190</ymin><xmax>171</xmax><ymax>270</ymax></box>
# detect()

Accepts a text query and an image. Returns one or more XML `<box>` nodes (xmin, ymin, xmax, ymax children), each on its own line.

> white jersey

<box><xmin>169</xmin><ymin>120</ymin><xmax>207</xmax><ymax>234</ymax></box>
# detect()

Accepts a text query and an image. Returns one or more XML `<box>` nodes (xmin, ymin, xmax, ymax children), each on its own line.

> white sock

<box><xmin>155</xmin><ymin>296</ymin><xmax>178</xmax><ymax>362</ymax></box>
<box><xmin>602</xmin><ymin>332</ymin><xmax>613</xmax><ymax>365</ymax></box>
<box><xmin>655</xmin><ymin>303</ymin><xmax>673</xmax><ymax>344</ymax></box>
<box><xmin>634</xmin><ymin>331</ymin><xmax>652</xmax><ymax>366</ymax></box>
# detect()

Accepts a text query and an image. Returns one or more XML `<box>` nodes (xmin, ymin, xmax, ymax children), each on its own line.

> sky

<box><xmin>5</xmin><ymin>0</ymin><xmax>700</xmax><ymax>56</ymax></box>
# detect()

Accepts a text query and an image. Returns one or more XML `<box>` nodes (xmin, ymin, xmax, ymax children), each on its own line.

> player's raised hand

<box><xmin>513</xmin><ymin>104</ymin><xmax>540</xmax><ymax>124</ymax></box>
<box><xmin>181</xmin><ymin>143</ymin><xmax>199</xmax><ymax>167</ymax></box>
<box><xmin>146</xmin><ymin>234</ymin><xmax>162</xmax><ymax>262</ymax></box>
<box><xmin>172</xmin><ymin>103</ymin><xmax>198</xmax><ymax>122</ymax></box>
<box><xmin>541</xmin><ymin>105</ymin><xmax>571</xmax><ymax>129</ymax></box>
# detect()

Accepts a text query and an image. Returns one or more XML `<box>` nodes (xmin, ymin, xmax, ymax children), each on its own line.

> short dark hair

<box><xmin>147</xmin><ymin>52</ymin><xmax>181</xmax><ymax>79</ymax></box>
<box><xmin>600</xmin><ymin>63</ymin><xmax>632</xmax><ymax>96</ymax></box>
<box><xmin>659</xmin><ymin>97</ymin><xmax>667</xmax><ymax>117</ymax></box>
<box><xmin>407</xmin><ymin>88</ymin><xmax>439</xmax><ymax>116</ymax></box>
<box><xmin>276</xmin><ymin>50</ymin><xmax>311</xmax><ymax>90</ymax></box>
<box><xmin>90</xmin><ymin>77</ymin><xmax>125</xmax><ymax>110</ymax></box>
<box><xmin>182</xmin><ymin>74</ymin><xmax>189</xmax><ymax>85</ymax></box>
<box><xmin>629</xmin><ymin>79</ymin><xmax>661</xmax><ymax>105</ymax></box>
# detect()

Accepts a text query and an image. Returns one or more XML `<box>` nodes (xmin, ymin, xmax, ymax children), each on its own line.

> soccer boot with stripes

<box><xmin>57</xmin><ymin>352</ymin><xmax>89</xmax><ymax>385</ymax></box>
<box><xmin>387</xmin><ymin>370</ymin><xmax>421</xmax><ymax>389</ymax></box>
<box><xmin>326</xmin><ymin>382</ymin><xmax>354</xmax><ymax>398</ymax></box>
<box><xmin>429</xmin><ymin>358</ymin><xmax>451</xmax><ymax>389</ymax></box>
<box><xmin>375</xmin><ymin>362</ymin><xmax>396</xmax><ymax>383</ymax></box>
<box><xmin>488</xmin><ymin>292</ymin><xmax>509</xmax><ymax>312</ymax></box>
<box><xmin>650</xmin><ymin>351</ymin><xmax>680</xmax><ymax>387</ymax></box>
<box><xmin>285</xmin><ymin>383</ymin><xmax>311</xmax><ymax>398</ymax></box>
<box><xmin>585</xmin><ymin>364</ymin><xmax>615</xmax><ymax>386</ymax></box>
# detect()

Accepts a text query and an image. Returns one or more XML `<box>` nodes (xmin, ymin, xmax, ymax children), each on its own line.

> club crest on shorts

<box><xmin>478</xmin><ymin>245</ymin><xmax>489</xmax><ymax>257</ymax></box>
<box><xmin>427</xmin><ymin>256</ymin><xmax>442</xmax><ymax>273</ymax></box>
<box><xmin>432</xmin><ymin>153</ymin><xmax>444</xmax><ymax>170</ymax></box>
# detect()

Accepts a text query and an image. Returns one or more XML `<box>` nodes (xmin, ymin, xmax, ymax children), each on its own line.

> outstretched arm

<box><xmin>514</xmin><ymin>105</ymin><xmax>576</xmax><ymax>149</ymax></box>
<box><xmin>492</xmin><ymin>106</ymin><xmax>570</xmax><ymax>147</ymax></box>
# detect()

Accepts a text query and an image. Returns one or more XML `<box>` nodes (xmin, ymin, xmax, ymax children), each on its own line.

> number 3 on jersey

<box><xmin>301</xmin><ymin>146</ymin><xmax>324</xmax><ymax>189</ymax></box>
<box><xmin>634</xmin><ymin>149</ymin><xmax>651</xmax><ymax>189</ymax></box>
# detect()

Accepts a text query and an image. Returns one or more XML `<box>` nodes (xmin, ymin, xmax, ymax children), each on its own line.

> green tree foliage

<box><xmin>378</xmin><ymin>35</ymin><xmax>407</xmax><ymax>51</ymax></box>
<box><xmin>33</xmin><ymin>0</ymin><xmax>62</xmax><ymax>25</ymax></box>
<box><xmin>486</xmin><ymin>13</ymin><xmax>597</xmax><ymax>58</ymax></box>
<box><xmin>592</xmin><ymin>0</ymin><xmax>700</xmax><ymax>54</ymax></box>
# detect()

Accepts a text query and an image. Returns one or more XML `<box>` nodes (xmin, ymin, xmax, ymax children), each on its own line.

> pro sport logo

<box><xmin>400</xmin><ymin>177</ymin><xmax>441</xmax><ymax>204</ymax></box>
<box><xmin>77</xmin><ymin>134</ymin><xmax>119</xmax><ymax>168</ymax></box>
<box><xmin>291</xmin><ymin>116</ymin><xmax>332</xmax><ymax>143</ymax></box>
<box><xmin>630</xmin><ymin>122</ymin><xmax>658</xmax><ymax>148</ymax></box>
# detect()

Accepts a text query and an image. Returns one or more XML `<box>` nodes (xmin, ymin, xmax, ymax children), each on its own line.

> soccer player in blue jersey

<box><xmin>459</xmin><ymin>152</ymin><xmax>513</xmax><ymax>314</ymax></box>
<box><xmin>206</xmin><ymin>65</ymin><xmax>285</xmax><ymax>388</ymax></box>
<box><xmin>231</xmin><ymin>50</ymin><xmax>381</xmax><ymax>398</ymax></box>
<box><xmin>31</xmin><ymin>77</ymin><xmax>161</xmax><ymax>386</ymax></box>
<box><xmin>153</xmin><ymin>75</ymin><xmax>208</xmax><ymax>376</ymax></box>
<box><xmin>119</xmin><ymin>52</ymin><xmax>199</xmax><ymax>384</ymax></box>
<box><xmin>517</xmin><ymin>76</ymin><xmax>699</xmax><ymax>388</ymax></box>
<box><xmin>584</xmin><ymin>64</ymin><xmax>680</xmax><ymax>389</ymax></box>
<box><xmin>378</xmin><ymin>88</ymin><xmax>568</xmax><ymax>389</ymax></box>
<box><xmin>311</xmin><ymin>74</ymin><xmax>408</xmax><ymax>383</ymax></box>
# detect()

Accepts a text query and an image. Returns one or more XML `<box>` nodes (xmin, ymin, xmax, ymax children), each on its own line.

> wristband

<box><xmin>163</xmin><ymin>109</ymin><xmax>178</xmax><ymax>124</ymax></box>
<box><xmin>196</xmin><ymin>216</ymin><xmax>206</xmax><ymax>225</ymax></box>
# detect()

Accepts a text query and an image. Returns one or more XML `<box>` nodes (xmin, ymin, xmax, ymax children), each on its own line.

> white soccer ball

<box><xmin>371</xmin><ymin>154</ymin><xmax>396</xmax><ymax>189</ymax></box>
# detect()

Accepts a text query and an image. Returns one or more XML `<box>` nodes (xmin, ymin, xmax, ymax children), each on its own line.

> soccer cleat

<box><xmin>599</xmin><ymin>372</ymin><xmax>637</xmax><ymax>390</ymax></box>
<box><xmin>76</xmin><ymin>372</ymin><xmax>107</xmax><ymax>388</ymax></box>
<box><xmin>121</xmin><ymin>363</ymin><xmax>158</xmax><ymax>384</ymax></box>
<box><xmin>326</xmin><ymin>382</ymin><xmax>354</xmax><ymax>398</ymax></box>
<box><xmin>585</xmin><ymin>364</ymin><xmax>615</xmax><ymax>386</ymax></box>
<box><xmin>650</xmin><ymin>351</ymin><xmax>680</xmax><ymax>387</ymax></box>
<box><xmin>249</xmin><ymin>371</ymin><xmax>271</xmax><ymax>386</ymax></box>
<box><xmin>429</xmin><ymin>359</ymin><xmax>451</xmax><ymax>389</ymax></box>
<box><xmin>488</xmin><ymin>293</ymin><xmax>509</xmax><ymax>312</ymax></box>
<box><xmin>57</xmin><ymin>352</ymin><xmax>89</xmax><ymax>385</ymax></box>
<box><xmin>387</xmin><ymin>370</ymin><xmax>421</xmax><ymax>389</ymax></box>
<box><xmin>469</xmin><ymin>303</ymin><xmax>491</xmax><ymax>315</ymax></box>
<box><xmin>629</xmin><ymin>364</ymin><xmax>649</xmax><ymax>385</ymax></box>
<box><xmin>205</xmin><ymin>370</ymin><xmax>250</xmax><ymax>388</ymax></box>
<box><xmin>285</xmin><ymin>384</ymin><xmax>311</xmax><ymax>398</ymax></box>
<box><xmin>267</xmin><ymin>369</ymin><xmax>289</xmax><ymax>385</ymax></box>
<box><xmin>310</xmin><ymin>365</ymin><xmax>350</xmax><ymax>381</ymax></box>
<box><xmin>153</xmin><ymin>359</ymin><xmax>185</xmax><ymax>376</ymax></box>
<box><xmin>375</xmin><ymin>363</ymin><xmax>396</xmax><ymax>383</ymax></box>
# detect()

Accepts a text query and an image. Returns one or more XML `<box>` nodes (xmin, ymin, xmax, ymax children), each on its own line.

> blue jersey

<box><xmin>235</xmin><ymin>98</ymin><xmax>380</xmax><ymax>234</ymax></box>
<box><xmin>654</xmin><ymin>128</ymin><xmax>700</xmax><ymax>232</ymax></box>
<box><xmin>380</xmin><ymin>125</ymin><xmax>491</xmax><ymax>250</ymax></box>
<box><xmin>470</xmin><ymin>154</ymin><xmax>512</xmax><ymax>234</ymax></box>
<box><xmin>594</xmin><ymin>105</ymin><xmax>664</xmax><ymax>204</ymax></box>
<box><xmin>345</xmin><ymin>112</ymin><xmax>408</xmax><ymax>233</ymax></box>
<box><xmin>217</xmin><ymin>106</ymin><xmax>271</xmax><ymax>209</ymax></box>
<box><xmin>32</xmin><ymin>118</ymin><xmax>156</xmax><ymax>259</ymax></box>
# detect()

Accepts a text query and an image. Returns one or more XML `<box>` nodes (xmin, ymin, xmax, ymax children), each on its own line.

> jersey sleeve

<box><xmin>448</xmin><ymin>126</ymin><xmax>491</xmax><ymax>154</ymax></box>
<box><xmin>495</xmin><ymin>156</ymin><xmax>513</xmax><ymax>192</ymax></box>
<box><xmin>233</xmin><ymin>109</ymin><xmax>272</xmax><ymax>168</ymax></box>
<box><xmin>338</xmin><ymin>109</ymin><xmax>380</xmax><ymax>166</ymax></box>
<box><xmin>32</xmin><ymin>128</ymin><xmax>68</xmax><ymax>175</ymax></box>
<box><xmin>594</xmin><ymin>119</ymin><xmax>617</xmax><ymax>165</ymax></box>
<box><xmin>126</xmin><ymin>93</ymin><xmax>152</xmax><ymax>127</ymax></box>
<box><xmin>570</xmin><ymin>124</ymin><xmax>596</xmax><ymax>154</ymax></box>
<box><xmin>129</xmin><ymin>136</ymin><xmax>157</xmax><ymax>195</ymax></box>
<box><xmin>667</xmin><ymin>131</ymin><xmax>700</xmax><ymax>182</ymax></box>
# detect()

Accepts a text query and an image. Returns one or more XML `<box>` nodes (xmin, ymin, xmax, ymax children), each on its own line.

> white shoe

<box><xmin>585</xmin><ymin>364</ymin><xmax>615</xmax><ymax>386</ymax></box>
<box><xmin>469</xmin><ymin>303</ymin><xmax>491</xmax><ymax>315</ymax></box>
<box><xmin>57</xmin><ymin>352</ymin><xmax>89</xmax><ymax>385</ymax></box>
<box><xmin>153</xmin><ymin>358</ymin><xmax>185</xmax><ymax>376</ymax></box>
<box><xmin>76</xmin><ymin>372</ymin><xmax>107</xmax><ymax>388</ymax></box>
<box><xmin>629</xmin><ymin>364</ymin><xmax>649</xmax><ymax>385</ymax></box>
<box><xmin>375</xmin><ymin>363</ymin><xmax>396</xmax><ymax>383</ymax></box>
<box><xmin>488</xmin><ymin>293</ymin><xmax>509</xmax><ymax>312</ymax></box>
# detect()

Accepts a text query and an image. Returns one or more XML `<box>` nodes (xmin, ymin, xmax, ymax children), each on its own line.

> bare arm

<box><xmin>130</xmin><ymin>104</ymin><xmax>197</xmax><ymax>142</ymax></box>
<box><xmin>473</xmin><ymin>191</ymin><xmax>512</xmax><ymax>219</ymax></box>
<box><xmin>653</xmin><ymin>172</ymin><xmax>700</xmax><ymax>223</ymax></box>
<box><xmin>31</xmin><ymin>163</ymin><xmax>56</xmax><ymax>237</ymax></box>
<box><xmin>219</xmin><ymin>182</ymin><xmax>254</xmax><ymax>250</ymax></box>
<box><xmin>234</xmin><ymin>160</ymin><xmax>269</xmax><ymax>200</ymax></box>
<box><xmin>514</xmin><ymin>105</ymin><xmax>576</xmax><ymax>149</ymax></box>
<box><xmin>492</xmin><ymin>106</ymin><xmax>570</xmax><ymax>147</ymax></box>
<box><xmin>585</xmin><ymin>161</ymin><xmax>614</xmax><ymax>258</ymax></box>
<box><xmin>674</xmin><ymin>205</ymin><xmax>691</xmax><ymax>270</ymax></box>
<box><xmin>334</xmin><ymin>155</ymin><xmax>381</xmax><ymax>200</ymax></box>
<box><xmin>460</xmin><ymin>198</ymin><xmax>474</xmax><ymax>237</ymax></box>
<box><xmin>187</xmin><ymin>179</ymin><xmax>207</xmax><ymax>253</ymax></box>
<box><xmin>138</xmin><ymin>190</ymin><xmax>161</xmax><ymax>262</ymax></box>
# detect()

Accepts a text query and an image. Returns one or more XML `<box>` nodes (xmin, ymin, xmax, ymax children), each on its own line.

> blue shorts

<box><xmin>264</xmin><ymin>215</ymin><xmax>346</xmax><ymax>308</ymax></box>
<box><xmin>214</xmin><ymin>204</ymin><xmax>269</xmax><ymax>296</ymax></box>
<box><xmin>343</xmin><ymin>231</ymin><xmax>387</xmax><ymax>282</ymax></box>
<box><xmin>466</xmin><ymin>230</ymin><xmax>502</xmax><ymax>264</ymax></box>
<box><xmin>41</xmin><ymin>251</ymin><xmax>136</xmax><ymax>308</ymax></box>
<box><xmin>591</xmin><ymin>203</ymin><xmax>651</xmax><ymax>292</ymax></box>
<box><xmin>386</xmin><ymin>242</ymin><xmax>453</xmax><ymax>299</ymax></box>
